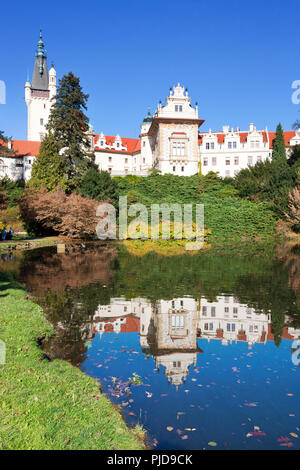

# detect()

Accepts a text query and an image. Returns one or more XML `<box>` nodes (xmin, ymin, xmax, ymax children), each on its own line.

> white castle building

<box><xmin>1</xmin><ymin>32</ymin><xmax>300</xmax><ymax>182</ymax></box>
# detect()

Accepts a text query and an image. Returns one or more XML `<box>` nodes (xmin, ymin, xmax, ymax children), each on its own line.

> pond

<box><xmin>1</xmin><ymin>242</ymin><xmax>300</xmax><ymax>450</ymax></box>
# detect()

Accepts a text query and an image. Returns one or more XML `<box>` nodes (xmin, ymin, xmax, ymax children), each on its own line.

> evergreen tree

<box><xmin>79</xmin><ymin>164</ymin><xmax>118</xmax><ymax>204</ymax></box>
<box><xmin>272</xmin><ymin>123</ymin><xmax>287</xmax><ymax>164</ymax></box>
<box><xmin>268</xmin><ymin>123</ymin><xmax>294</xmax><ymax>217</ymax></box>
<box><xmin>29</xmin><ymin>134</ymin><xmax>67</xmax><ymax>191</ymax></box>
<box><xmin>46</xmin><ymin>72</ymin><xmax>94</xmax><ymax>190</ymax></box>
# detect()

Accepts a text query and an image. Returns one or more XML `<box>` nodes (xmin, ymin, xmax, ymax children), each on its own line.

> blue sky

<box><xmin>0</xmin><ymin>0</ymin><xmax>299</xmax><ymax>140</ymax></box>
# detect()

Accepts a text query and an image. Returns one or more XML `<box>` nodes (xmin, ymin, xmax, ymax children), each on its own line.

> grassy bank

<box><xmin>0</xmin><ymin>275</ymin><xmax>145</xmax><ymax>450</ymax></box>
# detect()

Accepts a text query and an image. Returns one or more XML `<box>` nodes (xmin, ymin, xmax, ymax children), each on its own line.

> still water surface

<box><xmin>1</xmin><ymin>242</ymin><xmax>300</xmax><ymax>449</ymax></box>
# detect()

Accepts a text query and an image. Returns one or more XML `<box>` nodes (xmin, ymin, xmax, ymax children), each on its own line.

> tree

<box><xmin>286</xmin><ymin>186</ymin><xmax>300</xmax><ymax>229</ymax></box>
<box><xmin>234</xmin><ymin>160</ymin><xmax>273</xmax><ymax>201</ymax></box>
<box><xmin>271</xmin><ymin>123</ymin><xmax>287</xmax><ymax>164</ymax></box>
<box><xmin>19</xmin><ymin>188</ymin><xmax>99</xmax><ymax>238</ymax></box>
<box><xmin>46</xmin><ymin>72</ymin><xmax>94</xmax><ymax>190</ymax></box>
<box><xmin>79</xmin><ymin>165</ymin><xmax>118</xmax><ymax>204</ymax></box>
<box><xmin>29</xmin><ymin>134</ymin><xmax>67</xmax><ymax>191</ymax></box>
<box><xmin>0</xmin><ymin>130</ymin><xmax>15</xmax><ymax>157</ymax></box>
<box><xmin>268</xmin><ymin>123</ymin><xmax>294</xmax><ymax>217</ymax></box>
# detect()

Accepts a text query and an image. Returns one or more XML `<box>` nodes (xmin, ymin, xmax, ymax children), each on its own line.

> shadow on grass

<box><xmin>0</xmin><ymin>273</ymin><xmax>22</xmax><ymax>294</ymax></box>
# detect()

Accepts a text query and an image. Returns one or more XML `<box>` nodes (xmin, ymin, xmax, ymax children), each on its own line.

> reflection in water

<box><xmin>3</xmin><ymin>243</ymin><xmax>300</xmax><ymax>449</ymax></box>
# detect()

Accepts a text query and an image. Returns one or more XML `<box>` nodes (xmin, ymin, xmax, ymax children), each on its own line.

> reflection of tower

<box><xmin>147</xmin><ymin>298</ymin><xmax>202</xmax><ymax>388</ymax></box>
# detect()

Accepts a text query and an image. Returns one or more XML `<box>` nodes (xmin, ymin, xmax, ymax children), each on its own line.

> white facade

<box><xmin>1</xmin><ymin>34</ymin><xmax>299</xmax><ymax>183</ymax></box>
<box><xmin>90</xmin><ymin>295</ymin><xmax>300</xmax><ymax>387</ymax></box>
<box><xmin>91</xmin><ymin>84</ymin><xmax>298</xmax><ymax>178</ymax></box>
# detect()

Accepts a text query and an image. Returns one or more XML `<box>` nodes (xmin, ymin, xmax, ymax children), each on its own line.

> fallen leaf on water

<box><xmin>208</xmin><ymin>441</ymin><xmax>217</xmax><ymax>446</ymax></box>
<box><xmin>166</xmin><ymin>427</ymin><xmax>173</xmax><ymax>432</ymax></box>
<box><xmin>181</xmin><ymin>435</ymin><xmax>188</xmax><ymax>440</ymax></box>
<box><xmin>290</xmin><ymin>433</ymin><xmax>298</xmax><ymax>438</ymax></box>
<box><xmin>277</xmin><ymin>436</ymin><xmax>290</xmax><ymax>443</ymax></box>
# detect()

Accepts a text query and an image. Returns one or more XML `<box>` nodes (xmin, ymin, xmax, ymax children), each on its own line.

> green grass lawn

<box><xmin>0</xmin><ymin>275</ymin><xmax>145</xmax><ymax>450</ymax></box>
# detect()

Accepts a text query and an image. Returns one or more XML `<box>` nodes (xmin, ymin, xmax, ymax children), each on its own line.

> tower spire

<box><xmin>31</xmin><ymin>29</ymin><xmax>49</xmax><ymax>90</ymax></box>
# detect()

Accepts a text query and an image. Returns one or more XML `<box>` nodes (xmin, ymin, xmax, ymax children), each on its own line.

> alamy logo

<box><xmin>96</xmin><ymin>197</ymin><xmax>205</xmax><ymax>251</ymax></box>
<box><xmin>0</xmin><ymin>339</ymin><xmax>6</xmax><ymax>365</ymax></box>
<box><xmin>291</xmin><ymin>340</ymin><xmax>300</xmax><ymax>366</ymax></box>
<box><xmin>291</xmin><ymin>80</ymin><xmax>300</xmax><ymax>105</ymax></box>
<box><xmin>0</xmin><ymin>80</ymin><xmax>6</xmax><ymax>104</ymax></box>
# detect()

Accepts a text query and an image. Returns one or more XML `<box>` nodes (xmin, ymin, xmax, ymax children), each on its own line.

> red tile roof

<box><xmin>94</xmin><ymin>135</ymin><xmax>141</xmax><ymax>155</ymax></box>
<box><xmin>198</xmin><ymin>131</ymin><xmax>296</xmax><ymax>148</ymax></box>
<box><xmin>0</xmin><ymin>140</ymin><xmax>41</xmax><ymax>157</ymax></box>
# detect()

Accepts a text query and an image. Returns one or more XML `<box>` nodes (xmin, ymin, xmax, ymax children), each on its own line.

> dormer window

<box><xmin>228</xmin><ymin>141</ymin><xmax>237</xmax><ymax>149</ymax></box>
<box><xmin>206</xmin><ymin>142</ymin><xmax>215</xmax><ymax>150</ymax></box>
<box><xmin>175</xmin><ymin>105</ymin><xmax>183</xmax><ymax>112</ymax></box>
<box><xmin>250</xmin><ymin>140</ymin><xmax>260</xmax><ymax>148</ymax></box>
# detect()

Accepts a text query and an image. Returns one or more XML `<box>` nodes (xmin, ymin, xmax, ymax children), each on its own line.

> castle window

<box><xmin>108</xmin><ymin>156</ymin><xmax>112</xmax><ymax>162</ymax></box>
<box><xmin>173</xmin><ymin>166</ymin><xmax>176</xmax><ymax>171</ymax></box>
<box><xmin>234</xmin><ymin>156</ymin><xmax>239</xmax><ymax>165</ymax></box>
<box><xmin>125</xmin><ymin>158</ymin><xmax>128</xmax><ymax>163</ymax></box>
<box><xmin>233</xmin><ymin>142</ymin><xmax>237</xmax><ymax>149</ymax></box>
<box><xmin>172</xmin><ymin>141</ymin><xmax>185</xmax><ymax>157</ymax></box>
<box><xmin>203</xmin><ymin>158</ymin><xmax>208</xmax><ymax>166</ymax></box>
<box><xmin>248</xmin><ymin>156</ymin><xmax>253</xmax><ymax>165</ymax></box>
<box><xmin>257</xmin><ymin>156</ymin><xmax>262</xmax><ymax>163</ymax></box>
<box><xmin>212</xmin><ymin>157</ymin><xmax>216</xmax><ymax>166</ymax></box>
<box><xmin>175</xmin><ymin>105</ymin><xmax>183</xmax><ymax>112</ymax></box>
<box><xmin>171</xmin><ymin>315</ymin><xmax>184</xmax><ymax>329</ymax></box>
<box><xmin>181</xmin><ymin>166</ymin><xmax>184</xmax><ymax>172</ymax></box>
<box><xmin>40</xmin><ymin>118</ymin><xmax>44</xmax><ymax>126</ymax></box>
<box><xmin>226</xmin><ymin>159</ymin><xmax>230</xmax><ymax>165</ymax></box>
<box><xmin>228</xmin><ymin>142</ymin><xmax>232</xmax><ymax>149</ymax></box>
<box><xmin>202</xmin><ymin>306</ymin><xmax>207</xmax><ymax>315</ymax></box>
<box><xmin>211</xmin><ymin>306</ymin><xmax>216</xmax><ymax>316</ymax></box>
<box><xmin>206</xmin><ymin>143</ymin><xmax>209</xmax><ymax>150</ymax></box>
<box><xmin>211</xmin><ymin>142</ymin><xmax>215</xmax><ymax>149</ymax></box>
<box><xmin>108</xmin><ymin>167</ymin><xmax>112</xmax><ymax>173</ymax></box>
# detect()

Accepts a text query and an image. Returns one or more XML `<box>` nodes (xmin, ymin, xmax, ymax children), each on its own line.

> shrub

<box><xmin>19</xmin><ymin>188</ymin><xmax>99</xmax><ymax>238</ymax></box>
<box><xmin>79</xmin><ymin>165</ymin><xmax>118</xmax><ymax>204</ymax></box>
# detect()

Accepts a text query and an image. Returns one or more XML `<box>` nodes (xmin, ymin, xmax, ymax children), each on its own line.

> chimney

<box><xmin>222</xmin><ymin>125</ymin><xmax>229</xmax><ymax>134</ymax></box>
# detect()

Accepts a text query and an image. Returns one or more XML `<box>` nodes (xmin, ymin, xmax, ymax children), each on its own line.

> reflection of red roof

<box><xmin>0</xmin><ymin>140</ymin><xmax>41</xmax><ymax>157</ymax></box>
<box><xmin>94</xmin><ymin>316</ymin><xmax>140</xmax><ymax>334</ymax></box>
<box><xmin>94</xmin><ymin>135</ymin><xmax>141</xmax><ymax>155</ymax></box>
<box><xmin>267</xmin><ymin>324</ymin><xmax>294</xmax><ymax>341</ymax></box>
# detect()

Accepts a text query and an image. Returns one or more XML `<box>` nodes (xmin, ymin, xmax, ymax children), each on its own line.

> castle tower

<box><xmin>140</xmin><ymin>108</ymin><xmax>153</xmax><ymax>174</ymax></box>
<box><xmin>25</xmin><ymin>30</ymin><xmax>56</xmax><ymax>141</ymax></box>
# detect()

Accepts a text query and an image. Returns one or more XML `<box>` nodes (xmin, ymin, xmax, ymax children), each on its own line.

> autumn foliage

<box><xmin>19</xmin><ymin>188</ymin><xmax>100</xmax><ymax>238</ymax></box>
<box><xmin>286</xmin><ymin>186</ymin><xmax>300</xmax><ymax>227</ymax></box>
